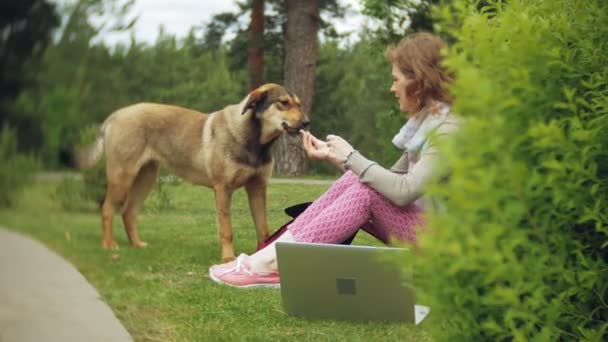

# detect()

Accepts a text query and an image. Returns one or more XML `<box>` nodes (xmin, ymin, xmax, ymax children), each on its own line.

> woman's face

<box><xmin>390</xmin><ymin>63</ymin><xmax>415</xmax><ymax>114</ymax></box>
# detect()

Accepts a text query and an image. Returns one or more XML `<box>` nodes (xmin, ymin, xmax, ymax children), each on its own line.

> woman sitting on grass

<box><xmin>209</xmin><ymin>32</ymin><xmax>459</xmax><ymax>288</ymax></box>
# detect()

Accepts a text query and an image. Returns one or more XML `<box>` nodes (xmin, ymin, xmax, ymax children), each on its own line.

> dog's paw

<box><xmin>102</xmin><ymin>240</ymin><xmax>120</xmax><ymax>250</ymax></box>
<box><xmin>132</xmin><ymin>241</ymin><xmax>148</xmax><ymax>248</ymax></box>
<box><xmin>222</xmin><ymin>255</ymin><xmax>236</xmax><ymax>263</ymax></box>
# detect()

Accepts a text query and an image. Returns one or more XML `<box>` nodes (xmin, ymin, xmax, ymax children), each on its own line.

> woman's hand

<box><xmin>302</xmin><ymin>130</ymin><xmax>330</xmax><ymax>160</ymax></box>
<box><xmin>326</xmin><ymin>134</ymin><xmax>355</xmax><ymax>165</ymax></box>
<box><xmin>302</xmin><ymin>131</ymin><xmax>356</xmax><ymax>167</ymax></box>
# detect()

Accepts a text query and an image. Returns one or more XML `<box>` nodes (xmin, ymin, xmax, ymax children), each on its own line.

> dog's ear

<box><xmin>241</xmin><ymin>87</ymin><xmax>269</xmax><ymax>115</ymax></box>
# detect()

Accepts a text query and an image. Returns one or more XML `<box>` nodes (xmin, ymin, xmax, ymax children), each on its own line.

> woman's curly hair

<box><xmin>386</xmin><ymin>32</ymin><xmax>453</xmax><ymax>113</ymax></box>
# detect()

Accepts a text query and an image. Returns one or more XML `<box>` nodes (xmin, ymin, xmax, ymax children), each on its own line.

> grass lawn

<box><xmin>0</xmin><ymin>179</ymin><xmax>431</xmax><ymax>341</ymax></box>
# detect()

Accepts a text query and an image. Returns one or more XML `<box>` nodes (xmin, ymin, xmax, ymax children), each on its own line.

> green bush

<box><xmin>54</xmin><ymin>175</ymin><xmax>90</xmax><ymax>212</ymax></box>
<box><xmin>0</xmin><ymin>126</ymin><xmax>39</xmax><ymax>207</ymax></box>
<box><xmin>55</xmin><ymin>125</ymin><xmax>105</xmax><ymax>211</ymax></box>
<box><xmin>80</xmin><ymin>161</ymin><xmax>106</xmax><ymax>207</ymax></box>
<box><xmin>55</xmin><ymin>166</ymin><xmax>106</xmax><ymax>212</ymax></box>
<box><xmin>411</xmin><ymin>0</ymin><xmax>608</xmax><ymax>340</ymax></box>
<box><xmin>143</xmin><ymin>170</ymin><xmax>181</xmax><ymax>213</ymax></box>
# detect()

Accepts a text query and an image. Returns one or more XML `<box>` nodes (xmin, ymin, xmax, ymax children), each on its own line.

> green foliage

<box><xmin>410</xmin><ymin>0</ymin><xmax>608</xmax><ymax>340</ymax></box>
<box><xmin>144</xmin><ymin>171</ymin><xmax>182</xmax><ymax>213</ymax></box>
<box><xmin>374</xmin><ymin>107</ymin><xmax>404</xmax><ymax>165</ymax></box>
<box><xmin>0</xmin><ymin>126</ymin><xmax>39</xmax><ymax>207</ymax></box>
<box><xmin>78</xmin><ymin>125</ymin><xmax>107</xmax><ymax>207</ymax></box>
<box><xmin>55</xmin><ymin>125</ymin><xmax>105</xmax><ymax>211</ymax></box>
<box><xmin>362</xmin><ymin>0</ymin><xmax>440</xmax><ymax>43</ymax></box>
<box><xmin>81</xmin><ymin>163</ymin><xmax>106</xmax><ymax>206</ymax></box>
<box><xmin>54</xmin><ymin>175</ymin><xmax>93</xmax><ymax>212</ymax></box>
<box><xmin>0</xmin><ymin>0</ymin><xmax>59</xmax><ymax>124</ymax></box>
<box><xmin>310</xmin><ymin>36</ymin><xmax>400</xmax><ymax>174</ymax></box>
<box><xmin>122</xmin><ymin>33</ymin><xmax>246</xmax><ymax>112</ymax></box>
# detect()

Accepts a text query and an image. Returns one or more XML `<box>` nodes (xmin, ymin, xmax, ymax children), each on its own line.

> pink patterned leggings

<box><xmin>287</xmin><ymin>171</ymin><xmax>424</xmax><ymax>244</ymax></box>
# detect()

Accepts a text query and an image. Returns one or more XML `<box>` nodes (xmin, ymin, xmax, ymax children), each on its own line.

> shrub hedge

<box><xmin>412</xmin><ymin>0</ymin><xmax>608</xmax><ymax>340</ymax></box>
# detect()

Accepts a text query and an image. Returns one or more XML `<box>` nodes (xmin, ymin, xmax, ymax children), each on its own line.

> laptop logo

<box><xmin>336</xmin><ymin>278</ymin><xmax>357</xmax><ymax>295</ymax></box>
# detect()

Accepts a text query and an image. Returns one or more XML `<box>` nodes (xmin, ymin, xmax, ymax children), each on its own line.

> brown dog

<box><xmin>74</xmin><ymin>84</ymin><xmax>309</xmax><ymax>261</ymax></box>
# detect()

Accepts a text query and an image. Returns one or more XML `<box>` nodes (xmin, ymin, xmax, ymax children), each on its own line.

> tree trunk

<box><xmin>273</xmin><ymin>0</ymin><xmax>320</xmax><ymax>176</ymax></box>
<box><xmin>247</xmin><ymin>0</ymin><xmax>264</xmax><ymax>90</ymax></box>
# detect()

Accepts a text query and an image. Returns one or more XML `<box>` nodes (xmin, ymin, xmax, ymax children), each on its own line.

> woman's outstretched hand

<box><xmin>301</xmin><ymin>131</ymin><xmax>355</xmax><ymax>167</ymax></box>
<box><xmin>302</xmin><ymin>130</ymin><xmax>330</xmax><ymax>160</ymax></box>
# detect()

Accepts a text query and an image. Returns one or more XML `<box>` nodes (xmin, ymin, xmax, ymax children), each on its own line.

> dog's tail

<box><xmin>60</xmin><ymin>122</ymin><xmax>109</xmax><ymax>170</ymax></box>
<box><xmin>73</xmin><ymin>132</ymin><xmax>105</xmax><ymax>169</ymax></box>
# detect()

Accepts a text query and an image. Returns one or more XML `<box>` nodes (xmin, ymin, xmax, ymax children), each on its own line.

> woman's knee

<box><xmin>343</xmin><ymin>182</ymin><xmax>377</xmax><ymax>204</ymax></box>
<box><xmin>354</xmin><ymin>181</ymin><xmax>376</xmax><ymax>194</ymax></box>
<box><xmin>327</xmin><ymin>172</ymin><xmax>375</xmax><ymax>204</ymax></box>
<box><xmin>329</xmin><ymin>170</ymin><xmax>359</xmax><ymax>189</ymax></box>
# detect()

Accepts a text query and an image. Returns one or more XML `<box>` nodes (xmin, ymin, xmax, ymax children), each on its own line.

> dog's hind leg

<box><xmin>102</xmin><ymin>166</ymin><xmax>137</xmax><ymax>250</ymax></box>
<box><xmin>245</xmin><ymin>179</ymin><xmax>269</xmax><ymax>250</ymax></box>
<box><xmin>122</xmin><ymin>161</ymin><xmax>159</xmax><ymax>248</ymax></box>
<box><xmin>214</xmin><ymin>185</ymin><xmax>236</xmax><ymax>262</ymax></box>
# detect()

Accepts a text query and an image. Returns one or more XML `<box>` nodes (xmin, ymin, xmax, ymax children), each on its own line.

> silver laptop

<box><xmin>276</xmin><ymin>242</ymin><xmax>430</xmax><ymax>324</ymax></box>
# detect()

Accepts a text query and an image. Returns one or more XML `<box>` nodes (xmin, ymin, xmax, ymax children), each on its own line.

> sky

<box><xmin>54</xmin><ymin>0</ymin><xmax>370</xmax><ymax>46</ymax></box>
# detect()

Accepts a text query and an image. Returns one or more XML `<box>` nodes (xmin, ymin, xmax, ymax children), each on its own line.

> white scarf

<box><xmin>392</xmin><ymin>103</ymin><xmax>450</xmax><ymax>154</ymax></box>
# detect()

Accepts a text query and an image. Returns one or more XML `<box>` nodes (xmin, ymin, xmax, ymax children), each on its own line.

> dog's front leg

<box><xmin>214</xmin><ymin>185</ymin><xmax>235</xmax><ymax>262</ymax></box>
<box><xmin>245</xmin><ymin>179</ymin><xmax>269</xmax><ymax>250</ymax></box>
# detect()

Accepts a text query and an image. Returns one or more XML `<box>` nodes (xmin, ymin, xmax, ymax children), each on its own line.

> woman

<box><xmin>209</xmin><ymin>32</ymin><xmax>459</xmax><ymax>288</ymax></box>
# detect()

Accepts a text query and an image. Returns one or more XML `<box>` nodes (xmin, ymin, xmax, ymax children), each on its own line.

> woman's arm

<box><xmin>345</xmin><ymin>148</ymin><xmax>437</xmax><ymax>206</ymax></box>
<box><xmin>389</xmin><ymin>151</ymin><xmax>409</xmax><ymax>173</ymax></box>
<box><xmin>344</xmin><ymin>120</ymin><xmax>458</xmax><ymax>207</ymax></box>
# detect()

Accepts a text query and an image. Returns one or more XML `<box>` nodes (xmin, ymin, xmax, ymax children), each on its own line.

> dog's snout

<box><xmin>300</xmin><ymin>119</ymin><xmax>310</xmax><ymax>129</ymax></box>
<box><xmin>299</xmin><ymin>114</ymin><xmax>310</xmax><ymax>129</ymax></box>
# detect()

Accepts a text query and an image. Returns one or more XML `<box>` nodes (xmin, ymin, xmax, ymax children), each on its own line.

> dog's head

<box><xmin>241</xmin><ymin>83</ymin><xmax>309</xmax><ymax>136</ymax></box>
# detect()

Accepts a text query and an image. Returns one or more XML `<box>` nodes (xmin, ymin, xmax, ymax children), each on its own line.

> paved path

<box><xmin>0</xmin><ymin>227</ymin><xmax>132</xmax><ymax>342</ymax></box>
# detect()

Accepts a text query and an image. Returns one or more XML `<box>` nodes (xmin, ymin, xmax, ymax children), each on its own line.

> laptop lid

<box><xmin>276</xmin><ymin>242</ymin><xmax>428</xmax><ymax>323</ymax></box>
